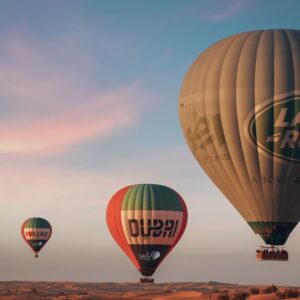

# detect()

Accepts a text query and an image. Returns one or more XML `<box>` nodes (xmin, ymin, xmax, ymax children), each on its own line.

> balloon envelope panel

<box><xmin>179</xmin><ymin>29</ymin><xmax>300</xmax><ymax>245</ymax></box>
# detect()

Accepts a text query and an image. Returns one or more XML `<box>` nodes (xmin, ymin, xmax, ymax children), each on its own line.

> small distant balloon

<box><xmin>21</xmin><ymin>218</ymin><xmax>52</xmax><ymax>258</ymax></box>
<box><xmin>106</xmin><ymin>184</ymin><xmax>188</xmax><ymax>280</ymax></box>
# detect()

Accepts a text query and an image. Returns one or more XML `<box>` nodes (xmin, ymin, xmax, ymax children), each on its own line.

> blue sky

<box><xmin>1</xmin><ymin>0</ymin><xmax>300</xmax><ymax>285</ymax></box>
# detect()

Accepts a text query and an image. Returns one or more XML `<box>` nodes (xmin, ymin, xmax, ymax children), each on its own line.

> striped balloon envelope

<box><xmin>179</xmin><ymin>29</ymin><xmax>300</xmax><ymax>256</ymax></box>
<box><xmin>106</xmin><ymin>184</ymin><xmax>188</xmax><ymax>279</ymax></box>
<box><xmin>21</xmin><ymin>218</ymin><xmax>52</xmax><ymax>258</ymax></box>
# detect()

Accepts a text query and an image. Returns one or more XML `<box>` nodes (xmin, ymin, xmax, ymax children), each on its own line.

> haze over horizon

<box><xmin>1</xmin><ymin>0</ymin><xmax>300</xmax><ymax>286</ymax></box>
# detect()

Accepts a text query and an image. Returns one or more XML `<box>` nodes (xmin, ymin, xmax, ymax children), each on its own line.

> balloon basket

<box><xmin>34</xmin><ymin>254</ymin><xmax>38</xmax><ymax>258</ymax></box>
<box><xmin>140</xmin><ymin>277</ymin><xmax>154</xmax><ymax>283</ymax></box>
<box><xmin>256</xmin><ymin>246</ymin><xmax>288</xmax><ymax>261</ymax></box>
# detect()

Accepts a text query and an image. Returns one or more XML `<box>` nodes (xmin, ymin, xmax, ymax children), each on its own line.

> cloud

<box><xmin>0</xmin><ymin>36</ymin><xmax>148</xmax><ymax>155</ymax></box>
<box><xmin>208</xmin><ymin>0</ymin><xmax>246</xmax><ymax>21</ymax></box>
<box><xmin>174</xmin><ymin>0</ymin><xmax>249</xmax><ymax>23</ymax></box>
<box><xmin>0</xmin><ymin>145</ymin><xmax>203</xmax><ymax>218</ymax></box>
<box><xmin>0</xmin><ymin>83</ymin><xmax>144</xmax><ymax>154</ymax></box>
<box><xmin>0</xmin><ymin>145</ymin><xmax>199</xmax><ymax>201</ymax></box>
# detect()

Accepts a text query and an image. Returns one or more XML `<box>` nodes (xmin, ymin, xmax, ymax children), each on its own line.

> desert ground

<box><xmin>0</xmin><ymin>281</ymin><xmax>299</xmax><ymax>300</ymax></box>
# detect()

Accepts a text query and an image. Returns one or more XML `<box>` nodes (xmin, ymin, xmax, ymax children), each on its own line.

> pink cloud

<box><xmin>0</xmin><ymin>37</ymin><xmax>149</xmax><ymax>155</ymax></box>
<box><xmin>0</xmin><ymin>83</ymin><xmax>144</xmax><ymax>154</ymax></box>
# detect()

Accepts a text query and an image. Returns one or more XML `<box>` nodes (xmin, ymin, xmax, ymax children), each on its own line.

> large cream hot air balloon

<box><xmin>179</xmin><ymin>29</ymin><xmax>300</xmax><ymax>261</ymax></box>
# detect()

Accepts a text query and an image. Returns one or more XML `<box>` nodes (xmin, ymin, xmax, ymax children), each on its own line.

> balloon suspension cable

<box><xmin>256</xmin><ymin>245</ymin><xmax>288</xmax><ymax>261</ymax></box>
<box><xmin>140</xmin><ymin>277</ymin><xmax>154</xmax><ymax>283</ymax></box>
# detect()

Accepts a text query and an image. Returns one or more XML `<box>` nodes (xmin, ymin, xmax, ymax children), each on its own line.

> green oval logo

<box><xmin>248</xmin><ymin>95</ymin><xmax>300</xmax><ymax>163</ymax></box>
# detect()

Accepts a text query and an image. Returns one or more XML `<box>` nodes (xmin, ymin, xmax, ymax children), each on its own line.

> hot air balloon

<box><xmin>106</xmin><ymin>184</ymin><xmax>188</xmax><ymax>282</ymax></box>
<box><xmin>179</xmin><ymin>29</ymin><xmax>300</xmax><ymax>261</ymax></box>
<box><xmin>21</xmin><ymin>218</ymin><xmax>52</xmax><ymax>258</ymax></box>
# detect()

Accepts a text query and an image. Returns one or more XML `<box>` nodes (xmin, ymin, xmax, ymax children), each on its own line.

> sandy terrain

<box><xmin>0</xmin><ymin>281</ymin><xmax>299</xmax><ymax>300</ymax></box>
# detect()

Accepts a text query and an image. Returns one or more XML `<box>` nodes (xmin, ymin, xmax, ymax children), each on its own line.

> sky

<box><xmin>1</xmin><ymin>0</ymin><xmax>300</xmax><ymax>286</ymax></box>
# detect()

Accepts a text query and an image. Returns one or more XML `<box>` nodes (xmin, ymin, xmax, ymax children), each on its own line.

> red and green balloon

<box><xmin>21</xmin><ymin>217</ymin><xmax>52</xmax><ymax>258</ymax></box>
<box><xmin>106</xmin><ymin>184</ymin><xmax>188</xmax><ymax>277</ymax></box>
